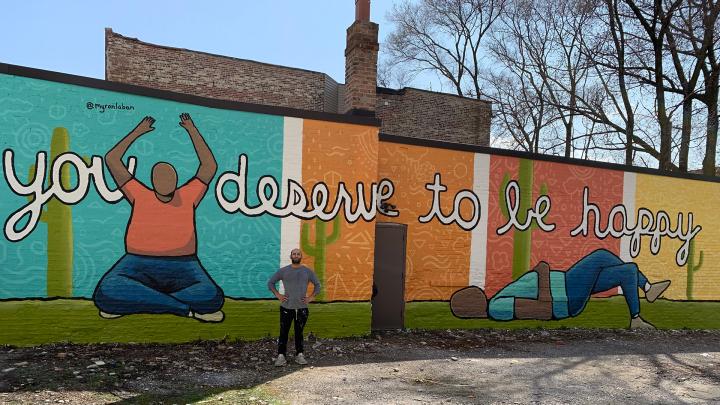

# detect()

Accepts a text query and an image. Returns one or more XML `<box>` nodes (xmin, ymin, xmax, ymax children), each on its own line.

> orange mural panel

<box><xmin>378</xmin><ymin>143</ymin><xmax>474</xmax><ymax>301</ymax></box>
<box><xmin>301</xmin><ymin>120</ymin><xmax>378</xmax><ymax>301</ymax></box>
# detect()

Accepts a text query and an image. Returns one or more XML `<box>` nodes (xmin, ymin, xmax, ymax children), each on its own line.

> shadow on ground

<box><xmin>1</xmin><ymin>328</ymin><xmax>720</xmax><ymax>404</ymax></box>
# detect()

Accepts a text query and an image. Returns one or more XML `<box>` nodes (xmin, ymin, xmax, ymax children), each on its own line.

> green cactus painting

<box><xmin>686</xmin><ymin>239</ymin><xmax>703</xmax><ymax>300</ymax></box>
<box><xmin>301</xmin><ymin>216</ymin><xmax>341</xmax><ymax>301</ymax></box>
<box><xmin>28</xmin><ymin>127</ymin><xmax>75</xmax><ymax>297</ymax></box>
<box><xmin>499</xmin><ymin>159</ymin><xmax>549</xmax><ymax>280</ymax></box>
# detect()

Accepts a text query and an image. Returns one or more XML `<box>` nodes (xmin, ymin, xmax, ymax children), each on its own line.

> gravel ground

<box><xmin>1</xmin><ymin>329</ymin><xmax>719</xmax><ymax>404</ymax></box>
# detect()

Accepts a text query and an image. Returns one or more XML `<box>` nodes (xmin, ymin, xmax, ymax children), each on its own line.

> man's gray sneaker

<box><xmin>295</xmin><ymin>353</ymin><xmax>308</xmax><ymax>365</ymax></box>
<box><xmin>274</xmin><ymin>354</ymin><xmax>287</xmax><ymax>367</ymax></box>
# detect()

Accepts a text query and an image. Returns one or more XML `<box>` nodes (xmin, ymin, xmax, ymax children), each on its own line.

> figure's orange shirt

<box><xmin>121</xmin><ymin>178</ymin><xmax>208</xmax><ymax>256</ymax></box>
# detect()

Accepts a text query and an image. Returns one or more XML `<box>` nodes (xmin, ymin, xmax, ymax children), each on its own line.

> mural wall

<box><xmin>0</xmin><ymin>69</ymin><xmax>379</xmax><ymax>345</ymax></box>
<box><xmin>1</xmin><ymin>66</ymin><xmax>718</xmax><ymax>345</ymax></box>
<box><xmin>378</xmin><ymin>139</ymin><xmax>717</xmax><ymax>329</ymax></box>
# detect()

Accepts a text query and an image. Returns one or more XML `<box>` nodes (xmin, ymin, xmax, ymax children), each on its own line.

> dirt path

<box><xmin>1</xmin><ymin>329</ymin><xmax>719</xmax><ymax>404</ymax></box>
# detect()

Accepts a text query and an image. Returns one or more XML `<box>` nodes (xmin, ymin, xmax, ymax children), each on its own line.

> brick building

<box><xmin>104</xmin><ymin>1</ymin><xmax>491</xmax><ymax>146</ymax></box>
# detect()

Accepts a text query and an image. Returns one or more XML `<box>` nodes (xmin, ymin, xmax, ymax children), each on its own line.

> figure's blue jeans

<box><xmin>93</xmin><ymin>254</ymin><xmax>224</xmax><ymax>316</ymax></box>
<box><xmin>565</xmin><ymin>249</ymin><xmax>648</xmax><ymax>318</ymax></box>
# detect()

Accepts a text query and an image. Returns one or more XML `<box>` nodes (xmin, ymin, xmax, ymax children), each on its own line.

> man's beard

<box><xmin>291</xmin><ymin>258</ymin><xmax>301</xmax><ymax>264</ymax></box>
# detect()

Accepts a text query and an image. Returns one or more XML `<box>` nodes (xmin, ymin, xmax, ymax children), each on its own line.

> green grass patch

<box><xmin>0</xmin><ymin>298</ymin><xmax>370</xmax><ymax>346</ymax></box>
<box><xmin>405</xmin><ymin>297</ymin><xmax>720</xmax><ymax>330</ymax></box>
<box><xmin>3</xmin><ymin>297</ymin><xmax>718</xmax><ymax>346</ymax></box>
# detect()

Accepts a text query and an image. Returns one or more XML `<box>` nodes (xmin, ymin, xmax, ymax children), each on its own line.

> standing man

<box><xmin>268</xmin><ymin>248</ymin><xmax>321</xmax><ymax>366</ymax></box>
<box><xmin>93</xmin><ymin>113</ymin><xmax>225</xmax><ymax>322</ymax></box>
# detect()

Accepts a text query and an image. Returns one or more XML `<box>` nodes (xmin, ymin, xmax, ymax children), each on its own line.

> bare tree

<box><xmin>603</xmin><ymin>0</ymin><xmax>638</xmax><ymax>165</ymax></box>
<box><xmin>693</xmin><ymin>0</ymin><xmax>720</xmax><ymax>175</ymax></box>
<box><xmin>381</xmin><ymin>0</ymin><xmax>719</xmax><ymax>173</ymax></box>
<box><xmin>619</xmin><ymin>0</ymin><xmax>684</xmax><ymax>170</ymax></box>
<box><xmin>486</xmin><ymin>63</ymin><xmax>561</xmax><ymax>153</ymax></box>
<box><xmin>618</xmin><ymin>0</ymin><xmax>720</xmax><ymax>173</ymax></box>
<box><xmin>490</xmin><ymin>0</ymin><xmax>596</xmax><ymax>157</ymax></box>
<box><xmin>384</xmin><ymin>0</ymin><xmax>507</xmax><ymax>98</ymax></box>
<box><xmin>665</xmin><ymin>1</ymin><xmax>705</xmax><ymax>170</ymax></box>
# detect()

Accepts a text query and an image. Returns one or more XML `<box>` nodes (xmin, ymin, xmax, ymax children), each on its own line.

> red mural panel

<box><xmin>485</xmin><ymin>157</ymin><xmax>623</xmax><ymax>297</ymax></box>
<box><xmin>531</xmin><ymin>161</ymin><xmax>624</xmax><ymax>296</ymax></box>
<box><xmin>485</xmin><ymin>156</ymin><xmax>519</xmax><ymax>296</ymax></box>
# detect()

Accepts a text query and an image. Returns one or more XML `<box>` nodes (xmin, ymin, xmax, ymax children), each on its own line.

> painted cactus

<box><xmin>686</xmin><ymin>239</ymin><xmax>703</xmax><ymax>300</ymax></box>
<box><xmin>301</xmin><ymin>216</ymin><xmax>341</xmax><ymax>301</ymax></box>
<box><xmin>28</xmin><ymin>127</ymin><xmax>74</xmax><ymax>297</ymax></box>
<box><xmin>499</xmin><ymin>159</ymin><xmax>549</xmax><ymax>280</ymax></box>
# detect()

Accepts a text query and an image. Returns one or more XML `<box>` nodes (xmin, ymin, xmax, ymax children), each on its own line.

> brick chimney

<box><xmin>344</xmin><ymin>0</ymin><xmax>379</xmax><ymax>115</ymax></box>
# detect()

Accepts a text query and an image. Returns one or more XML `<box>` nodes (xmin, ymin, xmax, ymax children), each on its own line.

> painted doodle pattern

<box><xmin>302</xmin><ymin>120</ymin><xmax>378</xmax><ymax>301</ymax></box>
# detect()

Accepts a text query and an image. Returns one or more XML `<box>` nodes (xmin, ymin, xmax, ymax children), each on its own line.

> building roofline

<box><xmin>379</xmin><ymin>133</ymin><xmax>720</xmax><ymax>184</ymax></box>
<box><xmin>376</xmin><ymin>86</ymin><xmax>492</xmax><ymax>104</ymax></box>
<box><xmin>105</xmin><ymin>28</ymin><xmax>340</xmax><ymax>86</ymax></box>
<box><xmin>0</xmin><ymin>62</ymin><xmax>380</xmax><ymax>126</ymax></box>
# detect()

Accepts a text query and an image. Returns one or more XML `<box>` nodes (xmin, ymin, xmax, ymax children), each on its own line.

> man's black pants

<box><xmin>278</xmin><ymin>307</ymin><xmax>309</xmax><ymax>355</ymax></box>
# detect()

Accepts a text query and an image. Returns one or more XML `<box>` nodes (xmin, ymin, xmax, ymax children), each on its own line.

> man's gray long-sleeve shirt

<box><xmin>267</xmin><ymin>265</ymin><xmax>322</xmax><ymax>309</ymax></box>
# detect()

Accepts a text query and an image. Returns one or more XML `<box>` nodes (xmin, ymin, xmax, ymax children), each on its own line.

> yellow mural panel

<box><xmin>634</xmin><ymin>175</ymin><xmax>720</xmax><ymax>300</ymax></box>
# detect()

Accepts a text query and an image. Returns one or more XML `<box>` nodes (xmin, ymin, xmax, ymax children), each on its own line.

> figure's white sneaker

<box><xmin>646</xmin><ymin>280</ymin><xmax>671</xmax><ymax>303</ymax></box>
<box><xmin>629</xmin><ymin>316</ymin><xmax>656</xmax><ymax>330</ymax></box>
<box><xmin>274</xmin><ymin>354</ymin><xmax>287</xmax><ymax>367</ymax></box>
<box><xmin>295</xmin><ymin>353</ymin><xmax>308</xmax><ymax>365</ymax></box>
<box><xmin>191</xmin><ymin>310</ymin><xmax>225</xmax><ymax>323</ymax></box>
<box><xmin>99</xmin><ymin>311</ymin><xmax>123</xmax><ymax>319</ymax></box>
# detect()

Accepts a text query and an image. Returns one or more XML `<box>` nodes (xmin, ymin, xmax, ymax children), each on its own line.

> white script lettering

<box><xmin>215</xmin><ymin>154</ymin><xmax>397</xmax><ymax>221</ymax></box>
<box><xmin>569</xmin><ymin>187</ymin><xmax>701</xmax><ymax>266</ymax></box>
<box><xmin>496</xmin><ymin>180</ymin><xmax>556</xmax><ymax>235</ymax></box>
<box><xmin>418</xmin><ymin>173</ymin><xmax>481</xmax><ymax>230</ymax></box>
<box><xmin>3</xmin><ymin>149</ymin><xmax>135</xmax><ymax>241</ymax></box>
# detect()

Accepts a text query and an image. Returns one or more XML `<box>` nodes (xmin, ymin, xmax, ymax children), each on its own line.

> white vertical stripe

<box><xmin>280</xmin><ymin>117</ymin><xmax>303</xmax><ymax>272</ymax></box>
<box><xmin>620</xmin><ymin>172</ymin><xmax>637</xmax><ymax>262</ymax></box>
<box><xmin>469</xmin><ymin>153</ymin><xmax>490</xmax><ymax>288</ymax></box>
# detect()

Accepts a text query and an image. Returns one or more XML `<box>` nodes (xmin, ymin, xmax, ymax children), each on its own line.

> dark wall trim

<box><xmin>376</xmin><ymin>85</ymin><xmax>492</xmax><ymax>104</ymax></box>
<box><xmin>0</xmin><ymin>63</ymin><xmax>381</xmax><ymax>127</ymax></box>
<box><xmin>380</xmin><ymin>133</ymin><xmax>720</xmax><ymax>184</ymax></box>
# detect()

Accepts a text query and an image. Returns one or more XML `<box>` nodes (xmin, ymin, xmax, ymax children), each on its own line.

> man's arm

<box><xmin>514</xmin><ymin>262</ymin><xmax>553</xmax><ymax>320</ymax></box>
<box><xmin>179</xmin><ymin>113</ymin><xmax>217</xmax><ymax>185</ymax></box>
<box><xmin>302</xmin><ymin>269</ymin><xmax>322</xmax><ymax>304</ymax></box>
<box><xmin>105</xmin><ymin>116</ymin><xmax>155</xmax><ymax>188</ymax></box>
<box><xmin>267</xmin><ymin>270</ymin><xmax>288</xmax><ymax>303</ymax></box>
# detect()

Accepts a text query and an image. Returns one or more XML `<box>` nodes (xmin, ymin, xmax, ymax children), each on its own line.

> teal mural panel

<box><xmin>0</xmin><ymin>74</ymin><xmax>284</xmax><ymax>299</ymax></box>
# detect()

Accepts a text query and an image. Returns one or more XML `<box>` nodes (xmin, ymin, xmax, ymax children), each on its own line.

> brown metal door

<box><xmin>371</xmin><ymin>222</ymin><xmax>407</xmax><ymax>331</ymax></box>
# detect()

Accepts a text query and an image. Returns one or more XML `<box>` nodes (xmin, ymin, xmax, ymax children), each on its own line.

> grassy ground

<box><xmin>2</xmin><ymin>297</ymin><xmax>719</xmax><ymax>346</ymax></box>
<box><xmin>405</xmin><ymin>296</ymin><xmax>720</xmax><ymax>330</ymax></box>
<box><xmin>0</xmin><ymin>298</ymin><xmax>370</xmax><ymax>346</ymax></box>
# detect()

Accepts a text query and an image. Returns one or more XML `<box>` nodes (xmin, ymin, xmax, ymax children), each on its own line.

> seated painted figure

<box><xmin>450</xmin><ymin>249</ymin><xmax>671</xmax><ymax>329</ymax></box>
<box><xmin>93</xmin><ymin>114</ymin><xmax>225</xmax><ymax>323</ymax></box>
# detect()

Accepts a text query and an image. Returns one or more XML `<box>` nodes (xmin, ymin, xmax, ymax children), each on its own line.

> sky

<box><xmin>0</xmin><ymin>1</ymin><xmax>399</xmax><ymax>83</ymax></box>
